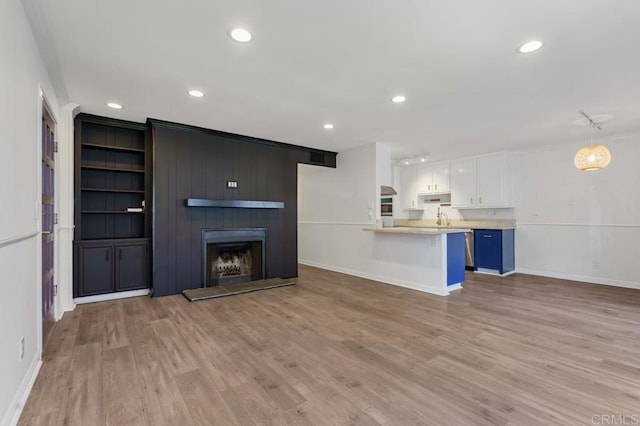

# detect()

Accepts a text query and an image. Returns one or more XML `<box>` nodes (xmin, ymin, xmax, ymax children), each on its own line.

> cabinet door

<box><xmin>431</xmin><ymin>162</ymin><xmax>450</xmax><ymax>193</ymax></box>
<box><xmin>476</xmin><ymin>153</ymin><xmax>508</xmax><ymax>207</ymax></box>
<box><xmin>474</xmin><ymin>230</ymin><xmax>502</xmax><ymax>271</ymax></box>
<box><xmin>415</xmin><ymin>164</ymin><xmax>433</xmax><ymax>194</ymax></box>
<box><xmin>77</xmin><ymin>244</ymin><xmax>114</xmax><ymax>296</ymax></box>
<box><xmin>398</xmin><ymin>166</ymin><xmax>419</xmax><ymax>209</ymax></box>
<box><xmin>116</xmin><ymin>243</ymin><xmax>149</xmax><ymax>291</ymax></box>
<box><xmin>451</xmin><ymin>158</ymin><xmax>476</xmax><ymax>207</ymax></box>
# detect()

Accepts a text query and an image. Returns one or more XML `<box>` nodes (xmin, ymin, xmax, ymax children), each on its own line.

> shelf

<box><xmin>82</xmin><ymin>143</ymin><xmax>145</xmax><ymax>153</ymax></box>
<box><xmin>81</xmin><ymin>210</ymin><xmax>144</xmax><ymax>214</ymax></box>
<box><xmin>81</xmin><ymin>165</ymin><xmax>144</xmax><ymax>173</ymax></box>
<box><xmin>81</xmin><ymin>188</ymin><xmax>145</xmax><ymax>193</ymax></box>
<box><xmin>185</xmin><ymin>199</ymin><xmax>285</xmax><ymax>209</ymax></box>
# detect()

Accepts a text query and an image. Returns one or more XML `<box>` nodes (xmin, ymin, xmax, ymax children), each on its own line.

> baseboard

<box><xmin>447</xmin><ymin>283</ymin><xmax>463</xmax><ymax>292</ymax></box>
<box><xmin>74</xmin><ymin>288</ymin><xmax>150</xmax><ymax>305</ymax></box>
<box><xmin>298</xmin><ymin>259</ymin><xmax>448</xmax><ymax>296</ymax></box>
<box><xmin>2</xmin><ymin>354</ymin><xmax>42</xmax><ymax>426</ymax></box>
<box><xmin>475</xmin><ymin>268</ymin><xmax>516</xmax><ymax>277</ymax></box>
<box><xmin>515</xmin><ymin>268</ymin><xmax>640</xmax><ymax>291</ymax></box>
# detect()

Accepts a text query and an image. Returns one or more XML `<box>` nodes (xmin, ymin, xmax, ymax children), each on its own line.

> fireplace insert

<box><xmin>202</xmin><ymin>228</ymin><xmax>266</xmax><ymax>287</ymax></box>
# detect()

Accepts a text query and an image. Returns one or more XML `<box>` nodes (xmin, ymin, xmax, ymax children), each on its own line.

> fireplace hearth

<box><xmin>202</xmin><ymin>229</ymin><xmax>266</xmax><ymax>287</ymax></box>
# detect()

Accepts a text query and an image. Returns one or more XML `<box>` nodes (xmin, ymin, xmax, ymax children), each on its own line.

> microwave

<box><xmin>381</xmin><ymin>197</ymin><xmax>393</xmax><ymax>216</ymax></box>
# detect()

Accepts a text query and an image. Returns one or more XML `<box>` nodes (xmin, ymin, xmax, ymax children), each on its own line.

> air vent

<box><xmin>310</xmin><ymin>151</ymin><xmax>325</xmax><ymax>164</ymax></box>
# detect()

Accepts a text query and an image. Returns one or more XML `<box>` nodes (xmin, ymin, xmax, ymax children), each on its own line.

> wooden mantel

<box><xmin>185</xmin><ymin>199</ymin><xmax>285</xmax><ymax>209</ymax></box>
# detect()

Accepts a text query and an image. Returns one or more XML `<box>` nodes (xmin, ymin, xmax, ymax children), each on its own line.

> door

<box><xmin>77</xmin><ymin>244</ymin><xmax>114</xmax><ymax>296</ymax></box>
<box><xmin>476</xmin><ymin>153</ymin><xmax>507</xmax><ymax>207</ymax></box>
<box><xmin>415</xmin><ymin>164</ymin><xmax>432</xmax><ymax>194</ymax></box>
<box><xmin>451</xmin><ymin>157</ymin><xmax>476</xmax><ymax>207</ymax></box>
<box><xmin>116</xmin><ymin>242</ymin><xmax>148</xmax><ymax>291</ymax></box>
<box><xmin>474</xmin><ymin>230</ymin><xmax>502</xmax><ymax>271</ymax></box>
<box><xmin>41</xmin><ymin>108</ymin><xmax>56</xmax><ymax>346</ymax></box>
<box><xmin>398</xmin><ymin>165</ymin><xmax>418</xmax><ymax>209</ymax></box>
<box><xmin>431</xmin><ymin>162</ymin><xmax>451</xmax><ymax>194</ymax></box>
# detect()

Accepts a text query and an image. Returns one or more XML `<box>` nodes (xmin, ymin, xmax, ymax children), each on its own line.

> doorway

<box><xmin>42</xmin><ymin>106</ymin><xmax>56</xmax><ymax>347</ymax></box>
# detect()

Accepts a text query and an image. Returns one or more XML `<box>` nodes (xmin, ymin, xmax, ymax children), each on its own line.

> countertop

<box><xmin>393</xmin><ymin>219</ymin><xmax>515</xmax><ymax>230</ymax></box>
<box><xmin>363</xmin><ymin>226</ymin><xmax>471</xmax><ymax>235</ymax></box>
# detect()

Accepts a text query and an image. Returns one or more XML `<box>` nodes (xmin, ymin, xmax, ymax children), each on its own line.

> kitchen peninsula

<box><xmin>362</xmin><ymin>226</ymin><xmax>469</xmax><ymax>296</ymax></box>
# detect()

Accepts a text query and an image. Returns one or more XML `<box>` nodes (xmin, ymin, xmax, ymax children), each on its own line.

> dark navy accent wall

<box><xmin>150</xmin><ymin>119</ymin><xmax>336</xmax><ymax>296</ymax></box>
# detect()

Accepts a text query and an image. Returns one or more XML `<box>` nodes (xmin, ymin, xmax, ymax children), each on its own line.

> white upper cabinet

<box><xmin>416</xmin><ymin>162</ymin><xmax>451</xmax><ymax>195</ymax></box>
<box><xmin>431</xmin><ymin>162</ymin><xmax>451</xmax><ymax>194</ymax></box>
<box><xmin>398</xmin><ymin>165</ymin><xmax>421</xmax><ymax>209</ymax></box>
<box><xmin>451</xmin><ymin>157</ymin><xmax>477</xmax><ymax>207</ymax></box>
<box><xmin>451</xmin><ymin>152</ymin><xmax>511</xmax><ymax>208</ymax></box>
<box><xmin>415</xmin><ymin>164</ymin><xmax>432</xmax><ymax>194</ymax></box>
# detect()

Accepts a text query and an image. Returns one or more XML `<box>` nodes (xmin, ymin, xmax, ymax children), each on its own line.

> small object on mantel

<box><xmin>126</xmin><ymin>207</ymin><xmax>143</xmax><ymax>213</ymax></box>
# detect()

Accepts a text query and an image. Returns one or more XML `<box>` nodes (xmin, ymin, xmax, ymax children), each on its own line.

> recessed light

<box><xmin>229</xmin><ymin>28</ymin><xmax>252</xmax><ymax>43</ymax></box>
<box><xmin>188</xmin><ymin>90</ymin><xmax>204</xmax><ymax>98</ymax></box>
<box><xmin>391</xmin><ymin>95</ymin><xmax>406</xmax><ymax>103</ymax></box>
<box><xmin>323</xmin><ymin>123</ymin><xmax>334</xmax><ymax>130</ymax></box>
<box><xmin>517</xmin><ymin>40</ymin><xmax>543</xmax><ymax>54</ymax></box>
<box><xmin>420</xmin><ymin>158</ymin><xmax>425</xmax><ymax>162</ymax></box>
<box><xmin>106</xmin><ymin>102</ymin><xmax>123</xmax><ymax>109</ymax></box>
<box><xmin>404</xmin><ymin>161</ymin><xmax>409</xmax><ymax>165</ymax></box>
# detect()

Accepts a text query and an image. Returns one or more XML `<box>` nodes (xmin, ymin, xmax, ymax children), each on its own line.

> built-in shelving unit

<box><xmin>73</xmin><ymin>114</ymin><xmax>151</xmax><ymax>297</ymax></box>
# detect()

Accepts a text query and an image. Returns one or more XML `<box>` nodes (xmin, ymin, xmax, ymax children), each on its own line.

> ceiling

<box><xmin>29</xmin><ymin>0</ymin><xmax>640</xmax><ymax>161</ymax></box>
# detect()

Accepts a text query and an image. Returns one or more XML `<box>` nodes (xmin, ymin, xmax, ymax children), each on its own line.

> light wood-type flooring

<box><xmin>19</xmin><ymin>265</ymin><xmax>640</xmax><ymax>425</ymax></box>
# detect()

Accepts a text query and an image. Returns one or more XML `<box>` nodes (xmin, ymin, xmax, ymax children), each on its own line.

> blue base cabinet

<box><xmin>446</xmin><ymin>232</ymin><xmax>466</xmax><ymax>286</ymax></box>
<box><xmin>473</xmin><ymin>229</ymin><xmax>514</xmax><ymax>275</ymax></box>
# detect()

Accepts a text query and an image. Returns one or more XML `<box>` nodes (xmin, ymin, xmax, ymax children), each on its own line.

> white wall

<box><xmin>511</xmin><ymin>135</ymin><xmax>640</xmax><ymax>289</ymax></box>
<box><xmin>298</xmin><ymin>143</ymin><xmax>391</xmax><ymax>280</ymax></box>
<box><xmin>0</xmin><ymin>0</ymin><xmax>60</xmax><ymax>424</ymax></box>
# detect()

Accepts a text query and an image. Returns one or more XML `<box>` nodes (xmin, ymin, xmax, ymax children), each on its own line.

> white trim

<box><xmin>515</xmin><ymin>268</ymin><xmax>640</xmax><ymax>291</ymax></box>
<box><xmin>475</xmin><ymin>268</ymin><xmax>516</xmax><ymax>277</ymax></box>
<box><xmin>446</xmin><ymin>283</ymin><xmax>463</xmax><ymax>292</ymax></box>
<box><xmin>298</xmin><ymin>221</ymin><xmax>374</xmax><ymax>226</ymax></box>
<box><xmin>58</xmin><ymin>225</ymin><xmax>75</xmax><ymax>230</ymax></box>
<box><xmin>0</xmin><ymin>231</ymin><xmax>39</xmax><ymax>248</ymax></box>
<box><xmin>517</xmin><ymin>222</ymin><xmax>640</xmax><ymax>228</ymax></box>
<box><xmin>74</xmin><ymin>289</ymin><xmax>150</xmax><ymax>305</ymax></box>
<box><xmin>298</xmin><ymin>260</ymin><xmax>448</xmax><ymax>296</ymax></box>
<box><xmin>1</xmin><ymin>354</ymin><xmax>42</xmax><ymax>426</ymax></box>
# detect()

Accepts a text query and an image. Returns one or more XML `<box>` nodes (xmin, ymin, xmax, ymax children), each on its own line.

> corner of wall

<box><xmin>1</xmin><ymin>354</ymin><xmax>41</xmax><ymax>426</ymax></box>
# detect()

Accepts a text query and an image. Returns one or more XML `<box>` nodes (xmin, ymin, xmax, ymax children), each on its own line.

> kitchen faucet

<box><xmin>436</xmin><ymin>207</ymin><xmax>450</xmax><ymax>226</ymax></box>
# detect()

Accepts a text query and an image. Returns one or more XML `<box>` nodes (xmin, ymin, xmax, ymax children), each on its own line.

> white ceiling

<box><xmin>31</xmin><ymin>0</ymin><xmax>640</xmax><ymax>160</ymax></box>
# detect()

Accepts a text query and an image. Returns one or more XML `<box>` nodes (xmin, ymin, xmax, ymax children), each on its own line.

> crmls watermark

<box><xmin>591</xmin><ymin>414</ymin><xmax>640</xmax><ymax>425</ymax></box>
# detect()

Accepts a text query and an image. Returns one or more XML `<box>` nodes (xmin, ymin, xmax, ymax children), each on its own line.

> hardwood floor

<box><xmin>19</xmin><ymin>265</ymin><xmax>640</xmax><ymax>425</ymax></box>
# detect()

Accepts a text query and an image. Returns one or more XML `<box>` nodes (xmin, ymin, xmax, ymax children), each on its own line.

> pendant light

<box><xmin>574</xmin><ymin>110</ymin><xmax>611</xmax><ymax>171</ymax></box>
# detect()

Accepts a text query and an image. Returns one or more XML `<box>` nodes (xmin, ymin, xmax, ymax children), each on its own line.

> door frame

<box><xmin>37</xmin><ymin>87</ymin><xmax>58</xmax><ymax>355</ymax></box>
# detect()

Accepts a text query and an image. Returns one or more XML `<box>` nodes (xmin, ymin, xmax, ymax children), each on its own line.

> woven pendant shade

<box><xmin>574</xmin><ymin>144</ymin><xmax>611</xmax><ymax>171</ymax></box>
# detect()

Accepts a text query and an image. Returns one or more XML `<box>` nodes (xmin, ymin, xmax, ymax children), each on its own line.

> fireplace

<box><xmin>202</xmin><ymin>228</ymin><xmax>266</xmax><ymax>287</ymax></box>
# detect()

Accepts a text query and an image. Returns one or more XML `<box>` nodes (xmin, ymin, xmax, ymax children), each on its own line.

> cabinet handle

<box><xmin>434</xmin><ymin>184</ymin><xmax>437</xmax><ymax>190</ymax></box>
<box><xmin>483</xmin><ymin>235</ymin><xmax>492</xmax><ymax>238</ymax></box>
<box><xmin>106</xmin><ymin>249</ymin><xmax>110</xmax><ymax>262</ymax></box>
<box><xmin>428</xmin><ymin>185</ymin><xmax>431</xmax><ymax>191</ymax></box>
<box><xmin>470</xmin><ymin>197</ymin><xmax>473</xmax><ymax>204</ymax></box>
<box><xmin>119</xmin><ymin>248</ymin><xmax>122</xmax><ymax>261</ymax></box>
<box><xmin>479</xmin><ymin>196</ymin><xmax>482</xmax><ymax>204</ymax></box>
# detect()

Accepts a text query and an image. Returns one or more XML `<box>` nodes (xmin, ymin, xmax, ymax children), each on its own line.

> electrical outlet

<box><xmin>227</xmin><ymin>181</ymin><xmax>238</xmax><ymax>188</ymax></box>
<box><xmin>20</xmin><ymin>337</ymin><xmax>24</xmax><ymax>360</ymax></box>
<box><xmin>592</xmin><ymin>260</ymin><xmax>600</xmax><ymax>270</ymax></box>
